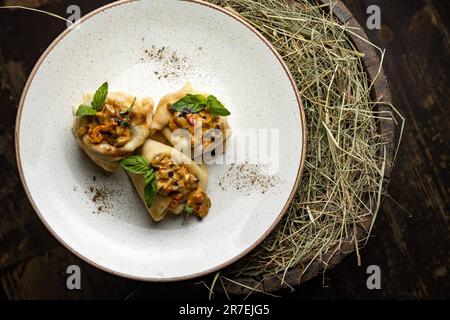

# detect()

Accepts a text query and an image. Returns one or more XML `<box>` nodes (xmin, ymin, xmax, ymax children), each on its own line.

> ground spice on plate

<box><xmin>218</xmin><ymin>162</ymin><xmax>281</xmax><ymax>195</ymax></box>
<box><xmin>139</xmin><ymin>45</ymin><xmax>190</xmax><ymax>80</ymax></box>
<box><xmin>84</xmin><ymin>176</ymin><xmax>122</xmax><ymax>214</ymax></box>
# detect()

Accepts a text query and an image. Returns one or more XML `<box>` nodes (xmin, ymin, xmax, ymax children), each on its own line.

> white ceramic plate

<box><xmin>16</xmin><ymin>0</ymin><xmax>305</xmax><ymax>281</ymax></box>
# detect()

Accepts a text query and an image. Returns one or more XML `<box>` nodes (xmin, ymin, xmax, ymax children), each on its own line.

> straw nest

<box><xmin>205</xmin><ymin>0</ymin><xmax>404</xmax><ymax>296</ymax></box>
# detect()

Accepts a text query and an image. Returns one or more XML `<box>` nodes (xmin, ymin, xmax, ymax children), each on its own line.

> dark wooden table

<box><xmin>0</xmin><ymin>0</ymin><xmax>448</xmax><ymax>300</ymax></box>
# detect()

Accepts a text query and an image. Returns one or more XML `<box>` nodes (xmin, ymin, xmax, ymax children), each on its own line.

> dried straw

<box><xmin>0</xmin><ymin>0</ymin><xmax>405</xmax><ymax>297</ymax></box>
<box><xmin>207</xmin><ymin>0</ymin><xmax>404</xmax><ymax>296</ymax></box>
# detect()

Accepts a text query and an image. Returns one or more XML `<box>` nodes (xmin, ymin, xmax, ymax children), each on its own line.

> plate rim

<box><xmin>14</xmin><ymin>0</ymin><xmax>307</xmax><ymax>282</ymax></box>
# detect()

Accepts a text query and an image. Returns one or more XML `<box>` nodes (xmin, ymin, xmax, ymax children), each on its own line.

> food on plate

<box><xmin>151</xmin><ymin>82</ymin><xmax>231</xmax><ymax>157</ymax></box>
<box><xmin>73</xmin><ymin>82</ymin><xmax>230</xmax><ymax>221</ymax></box>
<box><xmin>72</xmin><ymin>82</ymin><xmax>154</xmax><ymax>171</ymax></box>
<box><xmin>121</xmin><ymin>139</ymin><xmax>211</xmax><ymax>221</ymax></box>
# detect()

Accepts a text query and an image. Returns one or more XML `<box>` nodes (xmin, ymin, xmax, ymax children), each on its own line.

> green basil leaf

<box><xmin>121</xmin><ymin>156</ymin><xmax>157</xmax><ymax>208</ymax></box>
<box><xmin>76</xmin><ymin>104</ymin><xmax>97</xmax><ymax>116</ymax></box>
<box><xmin>91</xmin><ymin>82</ymin><xmax>108</xmax><ymax>111</ymax></box>
<box><xmin>170</xmin><ymin>94</ymin><xmax>207</xmax><ymax>113</ymax></box>
<box><xmin>206</xmin><ymin>95</ymin><xmax>230</xmax><ymax>116</ymax></box>
<box><xmin>144</xmin><ymin>169</ymin><xmax>157</xmax><ymax>186</ymax></box>
<box><xmin>120</xmin><ymin>155</ymin><xmax>149</xmax><ymax>175</ymax></box>
<box><xmin>144</xmin><ymin>173</ymin><xmax>158</xmax><ymax>208</ymax></box>
<box><xmin>190</xmin><ymin>102</ymin><xmax>206</xmax><ymax>113</ymax></box>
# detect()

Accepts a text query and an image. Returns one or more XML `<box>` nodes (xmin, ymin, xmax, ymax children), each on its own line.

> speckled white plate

<box><xmin>16</xmin><ymin>0</ymin><xmax>306</xmax><ymax>281</ymax></box>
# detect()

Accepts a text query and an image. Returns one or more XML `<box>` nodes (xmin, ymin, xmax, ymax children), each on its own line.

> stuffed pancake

<box><xmin>151</xmin><ymin>82</ymin><xmax>231</xmax><ymax>158</ymax></box>
<box><xmin>73</xmin><ymin>82</ymin><xmax>154</xmax><ymax>171</ymax></box>
<box><xmin>121</xmin><ymin>139</ymin><xmax>211</xmax><ymax>221</ymax></box>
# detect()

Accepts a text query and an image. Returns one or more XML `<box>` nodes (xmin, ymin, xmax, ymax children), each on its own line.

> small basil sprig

<box><xmin>76</xmin><ymin>82</ymin><xmax>108</xmax><ymax>116</ymax></box>
<box><xmin>120</xmin><ymin>155</ymin><xmax>158</xmax><ymax>208</ymax></box>
<box><xmin>183</xmin><ymin>205</ymin><xmax>194</xmax><ymax>224</ymax></box>
<box><xmin>170</xmin><ymin>94</ymin><xmax>230</xmax><ymax>116</ymax></box>
<box><xmin>116</xmin><ymin>97</ymin><xmax>136</xmax><ymax>127</ymax></box>
<box><xmin>184</xmin><ymin>206</ymin><xmax>194</xmax><ymax>215</ymax></box>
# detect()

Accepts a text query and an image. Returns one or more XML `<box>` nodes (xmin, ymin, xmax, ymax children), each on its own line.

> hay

<box><xmin>0</xmin><ymin>5</ymin><xmax>74</xmax><ymax>25</ymax></box>
<box><xmin>207</xmin><ymin>0</ymin><xmax>404</xmax><ymax>294</ymax></box>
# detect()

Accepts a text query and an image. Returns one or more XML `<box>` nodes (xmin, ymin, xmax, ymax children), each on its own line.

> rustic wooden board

<box><xmin>342</xmin><ymin>0</ymin><xmax>450</xmax><ymax>299</ymax></box>
<box><xmin>0</xmin><ymin>246</ymin><xmax>139</xmax><ymax>299</ymax></box>
<box><xmin>221</xmin><ymin>0</ymin><xmax>397</xmax><ymax>294</ymax></box>
<box><xmin>0</xmin><ymin>41</ymin><xmax>59</xmax><ymax>271</ymax></box>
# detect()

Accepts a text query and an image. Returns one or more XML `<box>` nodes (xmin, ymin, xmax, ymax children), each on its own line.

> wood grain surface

<box><xmin>0</xmin><ymin>0</ymin><xmax>448</xmax><ymax>299</ymax></box>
